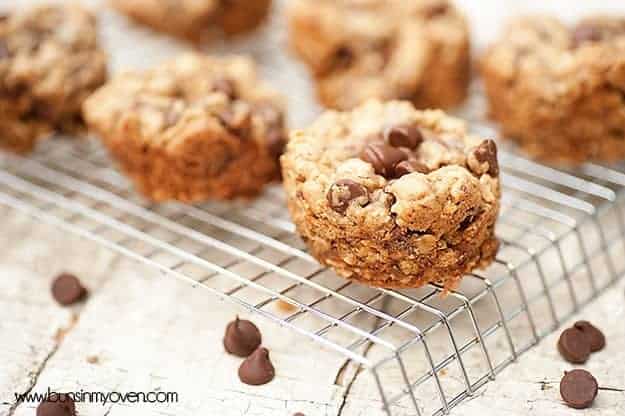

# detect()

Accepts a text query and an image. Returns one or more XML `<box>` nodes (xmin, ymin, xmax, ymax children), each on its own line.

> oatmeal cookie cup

<box><xmin>481</xmin><ymin>16</ymin><xmax>625</xmax><ymax>164</ymax></box>
<box><xmin>112</xmin><ymin>0</ymin><xmax>272</xmax><ymax>42</ymax></box>
<box><xmin>0</xmin><ymin>4</ymin><xmax>107</xmax><ymax>154</ymax></box>
<box><xmin>287</xmin><ymin>0</ymin><xmax>470</xmax><ymax>111</ymax></box>
<box><xmin>282</xmin><ymin>100</ymin><xmax>500</xmax><ymax>289</ymax></box>
<box><xmin>83</xmin><ymin>53</ymin><xmax>287</xmax><ymax>202</ymax></box>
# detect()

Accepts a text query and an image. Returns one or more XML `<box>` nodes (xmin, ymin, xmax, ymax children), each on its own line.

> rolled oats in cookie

<box><xmin>282</xmin><ymin>100</ymin><xmax>500</xmax><ymax>289</ymax></box>
<box><xmin>112</xmin><ymin>0</ymin><xmax>272</xmax><ymax>42</ymax></box>
<box><xmin>481</xmin><ymin>16</ymin><xmax>625</xmax><ymax>164</ymax></box>
<box><xmin>0</xmin><ymin>4</ymin><xmax>107</xmax><ymax>154</ymax></box>
<box><xmin>287</xmin><ymin>0</ymin><xmax>470</xmax><ymax>111</ymax></box>
<box><xmin>83</xmin><ymin>53</ymin><xmax>287</xmax><ymax>202</ymax></box>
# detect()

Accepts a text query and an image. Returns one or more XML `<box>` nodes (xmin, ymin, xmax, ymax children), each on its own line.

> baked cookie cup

<box><xmin>83</xmin><ymin>53</ymin><xmax>286</xmax><ymax>202</ymax></box>
<box><xmin>282</xmin><ymin>100</ymin><xmax>500</xmax><ymax>290</ymax></box>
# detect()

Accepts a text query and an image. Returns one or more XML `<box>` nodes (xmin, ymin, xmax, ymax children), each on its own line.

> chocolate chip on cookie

<box><xmin>394</xmin><ymin>160</ymin><xmax>429</xmax><ymax>177</ymax></box>
<box><xmin>472</xmin><ymin>139</ymin><xmax>499</xmax><ymax>176</ymax></box>
<box><xmin>266</xmin><ymin>128</ymin><xmax>287</xmax><ymax>159</ymax></box>
<box><xmin>424</xmin><ymin>3</ymin><xmax>449</xmax><ymax>18</ymax></box>
<box><xmin>572</xmin><ymin>24</ymin><xmax>603</xmax><ymax>47</ymax></box>
<box><xmin>212</xmin><ymin>78</ymin><xmax>237</xmax><ymax>100</ymax></box>
<box><xmin>0</xmin><ymin>41</ymin><xmax>9</xmax><ymax>60</ymax></box>
<box><xmin>327</xmin><ymin>179</ymin><xmax>369</xmax><ymax>214</ymax></box>
<box><xmin>560</xmin><ymin>369</ymin><xmax>598</xmax><ymax>409</ymax></box>
<box><xmin>558</xmin><ymin>327</ymin><xmax>591</xmax><ymax>364</ymax></box>
<box><xmin>384</xmin><ymin>124</ymin><xmax>423</xmax><ymax>149</ymax></box>
<box><xmin>361</xmin><ymin>142</ymin><xmax>408</xmax><ymax>178</ymax></box>
<box><xmin>573</xmin><ymin>321</ymin><xmax>606</xmax><ymax>352</ymax></box>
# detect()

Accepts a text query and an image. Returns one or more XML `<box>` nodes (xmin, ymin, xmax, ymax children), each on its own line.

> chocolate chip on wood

<box><xmin>573</xmin><ymin>321</ymin><xmax>606</xmax><ymax>352</ymax></box>
<box><xmin>51</xmin><ymin>273</ymin><xmax>88</xmax><ymax>306</ymax></box>
<box><xmin>36</xmin><ymin>393</ymin><xmax>76</xmax><ymax>416</ymax></box>
<box><xmin>223</xmin><ymin>317</ymin><xmax>262</xmax><ymax>357</ymax></box>
<box><xmin>560</xmin><ymin>369</ymin><xmax>599</xmax><ymax>409</ymax></box>
<box><xmin>238</xmin><ymin>347</ymin><xmax>275</xmax><ymax>385</ymax></box>
<box><xmin>558</xmin><ymin>327</ymin><xmax>591</xmax><ymax>364</ymax></box>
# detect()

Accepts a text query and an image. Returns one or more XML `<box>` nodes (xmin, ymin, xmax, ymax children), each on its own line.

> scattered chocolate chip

<box><xmin>212</xmin><ymin>78</ymin><xmax>237</xmax><ymax>100</ymax></box>
<box><xmin>384</xmin><ymin>124</ymin><xmax>423</xmax><ymax>149</ymax></box>
<box><xmin>293</xmin><ymin>413</ymin><xmax>305</xmax><ymax>416</ymax></box>
<box><xmin>37</xmin><ymin>393</ymin><xmax>76</xmax><ymax>416</ymax></box>
<box><xmin>238</xmin><ymin>347</ymin><xmax>275</xmax><ymax>386</ymax></box>
<box><xmin>572</xmin><ymin>24</ymin><xmax>603</xmax><ymax>48</ymax></box>
<box><xmin>0</xmin><ymin>13</ymin><xmax>9</xmax><ymax>22</ymax></box>
<box><xmin>560</xmin><ymin>369</ymin><xmax>598</xmax><ymax>409</ymax></box>
<box><xmin>472</xmin><ymin>139</ymin><xmax>499</xmax><ymax>176</ymax></box>
<box><xmin>558</xmin><ymin>327</ymin><xmax>591</xmax><ymax>364</ymax></box>
<box><xmin>224</xmin><ymin>317</ymin><xmax>262</xmax><ymax>357</ymax></box>
<box><xmin>327</xmin><ymin>179</ymin><xmax>369</xmax><ymax>214</ymax></box>
<box><xmin>51</xmin><ymin>273</ymin><xmax>87</xmax><ymax>306</ymax></box>
<box><xmin>361</xmin><ymin>143</ymin><xmax>408</xmax><ymax>178</ymax></box>
<box><xmin>573</xmin><ymin>321</ymin><xmax>605</xmax><ymax>352</ymax></box>
<box><xmin>394</xmin><ymin>160</ymin><xmax>429</xmax><ymax>177</ymax></box>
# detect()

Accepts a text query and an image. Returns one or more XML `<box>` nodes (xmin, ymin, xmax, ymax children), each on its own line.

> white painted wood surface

<box><xmin>1</xmin><ymin>1</ymin><xmax>624</xmax><ymax>415</ymax></box>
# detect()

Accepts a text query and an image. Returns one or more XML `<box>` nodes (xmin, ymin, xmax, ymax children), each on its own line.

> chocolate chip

<box><xmin>558</xmin><ymin>327</ymin><xmax>591</xmax><ymax>364</ymax></box>
<box><xmin>0</xmin><ymin>40</ymin><xmax>9</xmax><ymax>60</ymax></box>
<box><xmin>37</xmin><ymin>393</ymin><xmax>76</xmax><ymax>416</ymax></box>
<box><xmin>212</xmin><ymin>78</ymin><xmax>237</xmax><ymax>100</ymax></box>
<box><xmin>384</xmin><ymin>124</ymin><xmax>423</xmax><ymax>149</ymax></box>
<box><xmin>218</xmin><ymin>107</ymin><xmax>253</xmax><ymax>138</ymax></box>
<box><xmin>327</xmin><ymin>179</ymin><xmax>369</xmax><ymax>214</ymax></box>
<box><xmin>51</xmin><ymin>273</ymin><xmax>87</xmax><ymax>306</ymax></box>
<box><xmin>266</xmin><ymin>128</ymin><xmax>287</xmax><ymax>159</ymax></box>
<box><xmin>361</xmin><ymin>143</ymin><xmax>408</xmax><ymax>178</ymax></box>
<box><xmin>293</xmin><ymin>413</ymin><xmax>305</xmax><ymax>416</ymax></box>
<box><xmin>560</xmin><ymin>369</ymin><xmax>598</xmax><ymax>409</ymax></box>
<box><xmin>394</xmin><ymin>160</ymin><xmax>429</xmax><ymax>177</ymax></box>
<box><xmin>472</xmin><ymin>139</ymin><xmax>499</xmax><ymax>176</ymax></box>
<box><xmin>331</xmin><ymin>46</ymin><xmax>354</xmax><ymax>72</ymax></box>
<box><xmin>223</xmin><ymin>317</ymin><xmax>262</xmax><ymax>357</ymax></box>
<box><xmin>164</xmin><ymin>108</ymin><xmax>182</xmax><ymax>129</ymax></box>
<box><xmin>572</xmin><ymin>24</ymin><xmax>603</xmax><ymax>48</ymax></box>
<box><xmin>255</xmin><ymin>103</ymin><xmax>284</xmax><ymax>128</ymax></box>
<box><xmin>424</xmin><ymin>3</ymin><xmax>449</xmax><ymax>18</ymax></box>
<box><xmin>238</xmin><ymin>347</ymin><xmax>275</xmax><ymax>386</ymax></box>
<box><xmin>573</xmin><ymin>321</ymin><xmax>605</xmax><ymax>352</ymax></box>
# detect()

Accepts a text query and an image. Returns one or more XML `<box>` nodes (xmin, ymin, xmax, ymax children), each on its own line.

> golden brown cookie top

<box><xmin>283</xmin><ymin>100</ymin><xmax>500</xmax><ymax>235</ymax></box>
<box><xmin>83</xmin><ymin>53</ymin><xmax>286</xmax><ymax>155</ymax></box>
<box><xmin>482</xmin><ymin>16</ymin><xmax>625</xmax><ymax>100</ymax></box>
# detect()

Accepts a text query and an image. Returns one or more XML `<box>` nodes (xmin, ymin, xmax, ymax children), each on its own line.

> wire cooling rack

<box><xmin>2</xmin><ymin>1</ymin><xmax>625</xmax><ymax>415</ymax></box>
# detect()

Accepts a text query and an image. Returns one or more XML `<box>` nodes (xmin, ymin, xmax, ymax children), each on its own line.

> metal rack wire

<box><xmin>2</xmin><ymin>1</ymin><xmax>625</xmax><ymax>415</ymax></box>
<box><xmin>1</xmin><ymin>131</ymin><xmax>625</xmax><ymax>415</ymax></box>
